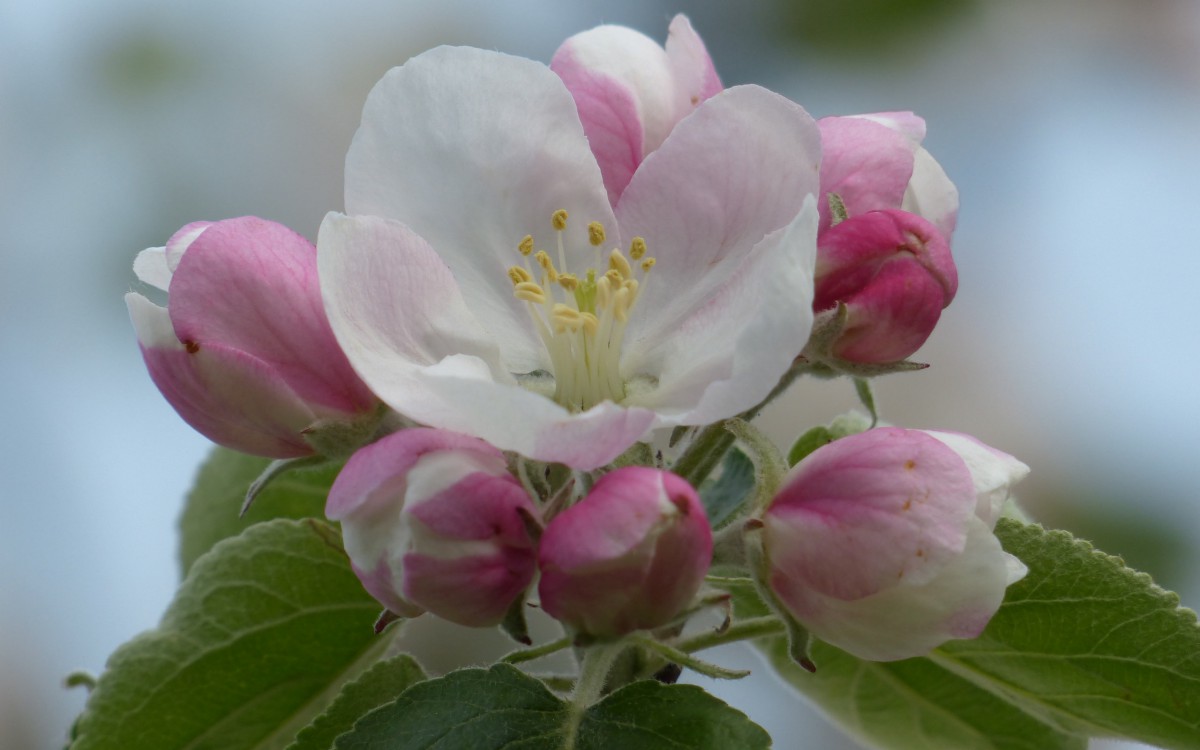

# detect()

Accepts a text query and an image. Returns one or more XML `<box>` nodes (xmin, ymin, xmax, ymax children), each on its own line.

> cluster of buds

<box><xmin>328</xmin><ymin>428</ymin><xmax>713</xmax><ymax>638</ymax></box>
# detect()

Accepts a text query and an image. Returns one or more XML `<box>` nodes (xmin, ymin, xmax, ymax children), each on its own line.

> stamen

<box><xmin>508</xmin><ymin>266</ymin><xmax>533</xmax><ymax>284</ymax></box>
<box><xmin>514</xmin><ymin>281</ymin><xmax>546</xmax><ymax>304</ymax></box>
<box><xmin>558</xmin><ymin>273</ymin><xmax>579</xmax><ymax>291</ymax></box>
<box><xmin>640</xmin><ymin>257</ymin><xmax>656</xmax><ymax>273</ymax></box>
<box><xmin>518</xmin><ymin>235</ymin><xmax>535</xmax><ymax>256</ymax></box>
<box><xmin>629</xmin><ymin>237</ymin><xmax>646</xmax><ymax>260</ymax></box>
<box><xmin>534</xmin><ymin>251</ymin><xmax>558</xmax><ymax>282</ymax></box>
<box><xmin>588</xmin><ymin>222</ymin><xmax>606</xmax><ymax>247</ymax></box>
<box><xmin>609</xmin><ymin>249</ymin><xmax>633</xmax><ymax>280</ymax></box>
<box><xmin>551</xmin><ymin>209</ymin><xmax>568</xmax><ymax>231</ymax></box>
<box><xmin>552</xmin><ymin>304</ymin><xmax>582</xmax><ymax>333</ymax></box>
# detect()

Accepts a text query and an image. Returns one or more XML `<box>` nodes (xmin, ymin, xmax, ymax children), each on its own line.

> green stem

<box><xmin>630</xmin><ymin>634</ymin><xmax>750</xmax><ymax>680</ymax></box>
<box><xmin>675</xmin><ymin>615</ymin><xmax>785</xmax><ymax>653</ymax></box>
<box><xmin>502</xmin><ymin>636</ymin><xmax>572</xmax><ymax>665</ymax></box>
<box><xmin>562</xmin><ymin>642</ymin><xmax>625</xmax><ymax>749</ymax></box>
<box><xmin>673</xmin><ymin>358</ymin><xmax>809</xmax><ymax>487</ymax></box>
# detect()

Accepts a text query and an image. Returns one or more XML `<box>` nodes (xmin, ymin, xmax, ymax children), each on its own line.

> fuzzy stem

<box><xmin>675</xmin><ymin>615</ymin><xmax>786</xmax><ymax>654</ymax></box>
<box><xmin>502</xmin><ymin>636</ymin><xmax>572</xmax><ymax>665</ymax></box>
<box><xmin>562</xmin><ymin>642</ymin><xmax>625</xmax><ymax>749</ymax></box>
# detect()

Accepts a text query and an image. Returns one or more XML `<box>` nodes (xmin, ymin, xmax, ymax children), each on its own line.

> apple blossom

<box><xmin>326</xmin><ymin>428</ymin><xmax>539</xmax><ymax>628</ymax></box>
<box><xmin>125</xmin><ymin>217</ymin><xmax>378</xmax><ymax>458</ymax></box>
<box><xmin>761</xmin><ymin>427</ymin><xmax>1028</xmax><ymax>661</ymax></box>
<box><xmin>537</xmin><ymin>467</ymin><xmax>712</xmax><ymax>638</ymax></box>
<box><xmin>319</xmin><ymin>45</ymin><xmax>821</xmax><ymax>470</ymax></box>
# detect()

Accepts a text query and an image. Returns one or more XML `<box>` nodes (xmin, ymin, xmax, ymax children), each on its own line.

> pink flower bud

<box><xmin>326</xmin><ymin>428</ymin><xmax>539</xmax><ymax>627</ymax></box>
<box><xmin>762</xmin><ymin>427</ymin><xmax>1028</xmax><ymax>661</ymax></box>
<box><xmin>538</xmin><ymin>467</ymin><xmax>712</xmax><ymax>637</ymax></box>
<box><xmin>814</xmin><ymin>209</ymin><xmax>957</xmax><ymax>362</ymax></box>
<box><xmin>125</xmin><ymin>217</ymin><xmax>377</xmax><ymax>457</ymax></box>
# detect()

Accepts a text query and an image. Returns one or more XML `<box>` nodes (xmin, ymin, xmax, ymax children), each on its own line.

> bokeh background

<box><xmin>2</xmin><ymin>1</ymin><xmax>1197</xmax><ymax>748</ymax></box>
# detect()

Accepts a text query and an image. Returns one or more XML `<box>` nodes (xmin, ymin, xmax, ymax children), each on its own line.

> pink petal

<box><xmin>765</xmin><ymin>428</ymin><xmax>975</xmax><ymax>601</ymax></box>
<box><xmin>817</xmin><ymin>116</ymin><xmax>915</xmax><ymax>232</ymax></box>
<box><xmin>128</xmin><ymin>293</ymin><xmax>316</xmax><ymax>458</ymax></box>
<box><xmin>617</xmin><ymin>85</ymin><xmax>821</xmax><ymax>345</ymax></box>
<box><xmin>666</xmin><ymin>14</ymin><xmax>723</xmax><ymax>109</ymax></box>
<box><xmin>168</xmin><ymin>216</ymin><xmax>373</xmax><ymax>416</ymax></box>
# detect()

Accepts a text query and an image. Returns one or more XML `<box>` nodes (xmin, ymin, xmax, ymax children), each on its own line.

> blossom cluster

<box><xmin>127</xmin><ymin>16</ymin><xmax>1026</xmax><ymax>665</ymax></box>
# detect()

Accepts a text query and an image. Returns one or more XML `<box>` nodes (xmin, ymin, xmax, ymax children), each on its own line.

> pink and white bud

<box><xmin>551</xmin><ymin>14</ymin><xmax>722</xmax><ymax>206</ymax></box>
<box><xmin>125</xmin><ymin>217</ymin><xmax>377</xmax><ymax>458</ymax></box>
<box><xmin>762</xmin><ymin>427</ymin><xmax>1028</xmax><ymax>661</ymax></box>
<box><xmin>818</xmin><ymin>113</ymin><xmax>959</xmax><ymax>238</ymax></box>
<box><xmin>814</xmin><ymin>208</ymin><xmax>957</xmax><ymax>363</ymax></box>
<box><xmin>538</xmin><ymin>467</ymin><xmax>712</xmax><ymax>637</ymax></box>
<box><xmin>326</xmin><ymin>428</ymin><xmax>539</xmax><ymax>627</ymax></box>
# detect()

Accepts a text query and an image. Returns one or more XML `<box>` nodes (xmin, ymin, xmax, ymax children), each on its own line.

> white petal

<box><xmin>412</xmin><ymin>361</ymin><xmax>658</xmax><ymax>470</ymax></box>
<box><xmin>125</xmin><ymin>291</ymin><xmax>179</xmax><ymax>348</ymax></box>
<box><xmin>904</xmin><ymin>147</ymin><xmax>959</xmax><ymax>237</ymax></box>
<box><xmin>923</xmin><ymin>430</ymin><xmax>1030</xmax><ymax>528</ymax></box>
<box><xmin>132</xmin><ymin>248</ymin><xmax>172</xmax><ymax>292</ymax></box>
<box><xmin>617</xmin><ymin>85</ymin><xmax>821</xmax><ymax>352</ymax></box>
<box><xmin>625</xmin><ymin>197</ymin><xmax>818</xmax><ymax>423</ymax></box>
<box><xmin>318</xmin><ymin>212</ymin><xmax>508</xmax><ymax>405</ymax></box>
<box><xmin>344</xmin><ymin>46</ymin><xmax>615</xmax><ymax>373</ymax></box>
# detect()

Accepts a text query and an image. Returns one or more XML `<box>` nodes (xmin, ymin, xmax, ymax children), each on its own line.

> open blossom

<box><xmin>538</xmin><ymin>467</ymin><xmax>712</xmax><ymax>637</ymax></box>
<box><xmin>762</xmin><ymin>427</ymin><xmax>1028</xmax><ymax>661</ymax></box>
<box><xmin>319</xmin><ymin>44</ymin><xmax>821</xmax><ymax>469</ymax></box>
<box><xmin>125</xmin><ymin>217</ymin><xmax>378</xmax><ymax>458</ymax></box>
<box><xmin>326</xmin><ymin>428</ymin><xmax>539</xmax><ymax>627</ymax></box>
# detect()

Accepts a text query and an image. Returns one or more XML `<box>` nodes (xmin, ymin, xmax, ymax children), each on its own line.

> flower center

<box><xmin>508</xmin><ymin>209</ymin><xmax>654</xmax><ymax>412</ymax></box>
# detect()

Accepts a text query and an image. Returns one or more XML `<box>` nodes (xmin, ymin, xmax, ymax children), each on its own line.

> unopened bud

<box><xmin>537</xmin><ymin>467</ymin><xmax>712</xmax><ymax>637</ymax></box>
<box><xmin>327</xmin><ymin>428</ymin><xmax>539</xmax><ymax>627</ymax></box>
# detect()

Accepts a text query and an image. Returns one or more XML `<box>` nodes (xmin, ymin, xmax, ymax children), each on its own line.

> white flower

<box><xmin>319</xmin><ymin>45</ymin><xmax>821</xmax><ymax>469</ymax></box>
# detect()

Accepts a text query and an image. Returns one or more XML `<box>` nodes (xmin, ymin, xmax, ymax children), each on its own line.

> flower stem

<box><xmin>675</xmin><ymin>615</ymin><xmax>786</xmax><ymax>653</ymax></box>
<box><xmin>629</xmin><ymin>634</ymin><xmax>750</xmax><ymax>680</ymax></box>
<box><xmin>502</xmin><ymin>636</ymin><xmax>572</xmax><ymax>665</ymax></box>
<box><xmin>562</xmin><ymin>642</ymin><xmax>625</xmax><ymax>749</ymax></box>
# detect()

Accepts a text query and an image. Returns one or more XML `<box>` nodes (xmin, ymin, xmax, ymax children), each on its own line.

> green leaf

<box><xmin>179</xmin><ymin>446</ymin><xmax>340</xmax><ymax>575</ymax></box>
<box><xmin>931</xmin><ymin>520</ymin><xmax>1200</xmax><ymax>749</ymax></box>
<box><xmin>786</xmin><ymin>426</ymin><xmax>834</xmax><ymax>467</ymax></box>
<box><xmin>71</xmin><ymin>519</ymin><xmax>388</xmax><ymax>750</ymax></box>
<box><xmin>763</xmin><ymin>637</ymin><xmax>1086</xmax><ymax>750</ymax></box>
<box><xmin>334</xmin><ymin>664</ymin><xmax>770</xmax><ymax>750</ymax></box>
<box><xmin>699</xmin><ymin>448</ymin><xmax>755</xmax><ymax>529</ymax></box>
<box><xmin>286</xmin><ymin>655</ymin><xmax>426</xmax><ymax>750</ymax></box>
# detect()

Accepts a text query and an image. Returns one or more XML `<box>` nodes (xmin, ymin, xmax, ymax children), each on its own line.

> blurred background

<box><xmin>2</xmin><ymin>0</ymin><xmax>1197</xmax><ymax>748</ymax></box>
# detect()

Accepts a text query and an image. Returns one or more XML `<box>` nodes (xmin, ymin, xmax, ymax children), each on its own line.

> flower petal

<box><xmin>318</xmin><ymin>212</ymin><xmax>507</xmax><ymax>395</ymax></box>
<box><xmin>168</xmin><ymin>216</ymin><xmax>372</xmax><ymax>415</ymax></box>
<box><xmin>412</xmin><ymin>362</ymin><xmax>657</xmax><ymax>470</ymax></box>
<box><xmin>817</xmin><ymin>115</ymin><xmax>915</xmax><ymax>231</ymax></box>
<box><xmin>905</xmin><ymin>146</ymin><xmax>960</xmax><ymax>238</ymax></box>
<box><xmin>624</xmin><ymin>197</ymin><xmax>818</xmax><ymax>423</ymax></box>
<box><xmin>127</xmin><ymin>292</ymin><xmax>316</xmax><ymax>457</ymax></box>
<box><xmin>132</xmin><ymin>247</ymin><xmax>172</xmax><ymax>291</ymax></box>
<box><xmin>617</xmin><ymin>84</ymin><xmax>821</xmax><ymax>350</ymax></box>
<box><xmin>665</xmin><ymin>14</ymin><xmax>723</xmax><ymax>111</ymax></box>
<box><xmin>345</xmin><ymin>45</ymin><xmax>616</xmax><ymax>369</ymax></box>
<box><xmin>923</xmin><ymin>430</ymin><xmax>1031</xmax><ymax>527</ymax></box>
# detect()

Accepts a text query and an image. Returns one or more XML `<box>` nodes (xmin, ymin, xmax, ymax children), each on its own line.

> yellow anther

<box><xmin>552</xmin><ymin>209</ymin><xmax>569</xmax><ymax>230</ymax></box>
<box><xmin>604</xmin><ymin>269</ymin><xmax>623</xmax><ymax>287</ymax></box>
<box><xmin>623</xmin><ymin>278</ymin><xmax>639</xmax><ymax>296</ymax></box>
<box><xmin>587</xmin><ymin>221</ymin><xmax>606</xmax><ymax>247</ymax></box>
<box><xmin>640</xmin><ymin>257</ymin><xmax>656</xmax><ymax>273</ymax></box>
<box><xmin>508</xmin><ymin>266</ymin><xmax>533</xmax><ymax>284</ymax></box>
<box><xmin>581</xmin><ymin>312</ymin><xmax>600</xmax><ymax>336</ymax></box>
<box><xmin>514</xmin><ymin>282</ymin><xmax>547</xmax><ymax>304</ymax></box>
<box><xmin>518</xmin><ymin>235</ymin><xmax>535</xmax><ymax>256</ymax></box>
<box><xmin>629</xmin><ymin>237</ymin><xmax>647</xmax><ymax>260</ymax></box>
<box><xmin>551</xmin><ymin>303</ymin><xmax>582</xmax><ymax>333</ymax></box>
<box><xmin>609</xmin><ymin>249</ymin><xmax>633</xmax><ymax>279</ymax></box>
<box><xmin>534</xmin><ymin>250</ymin><xmax>558</xmax><ymax>282</ymax></box>
<box><xmin>558</xmin><ymin>273</ymin><xmax>579</xmax><ymax>291</ymax></box>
